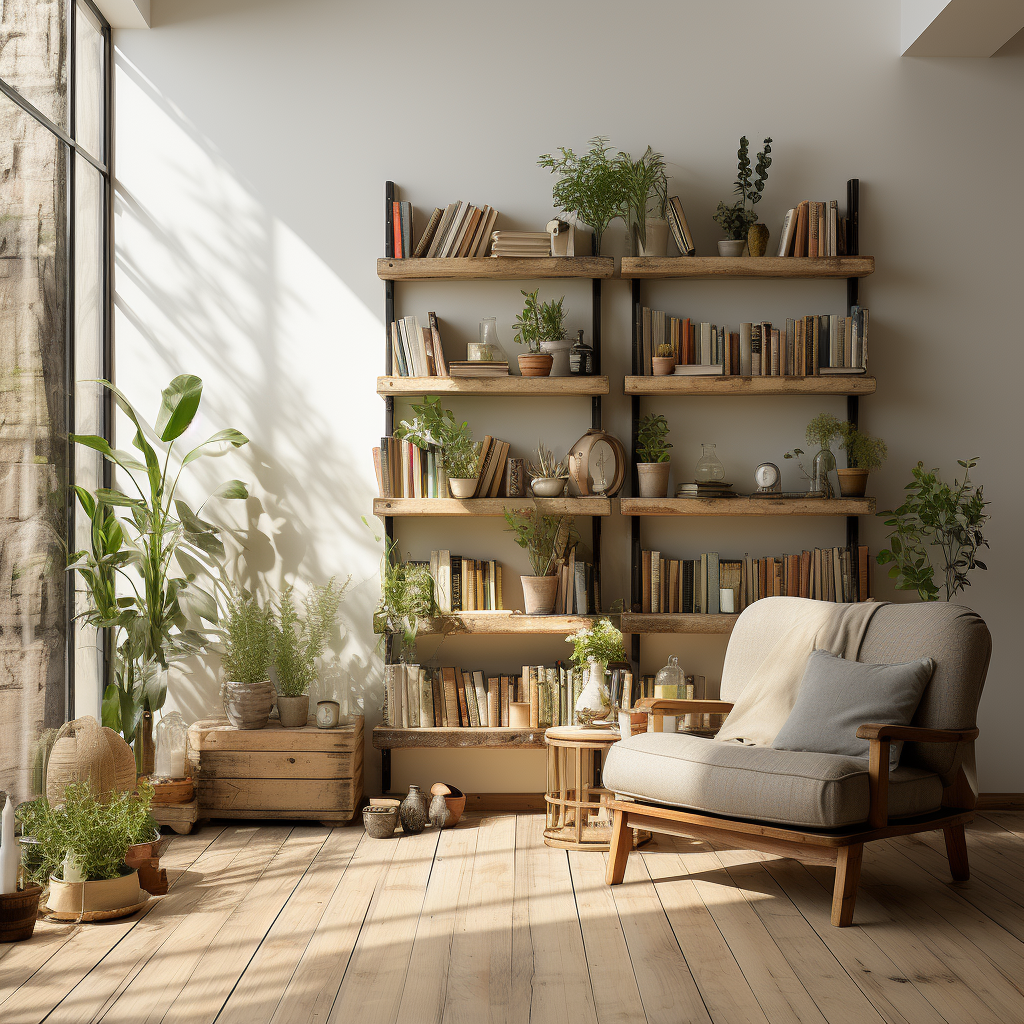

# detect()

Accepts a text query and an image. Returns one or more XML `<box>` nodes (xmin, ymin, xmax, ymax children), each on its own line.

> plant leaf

<box><xmin>156</xmin><ymin>374</ymin><xmax>203</xmax><ymax>442</ymax></box>
<box><xmin>213</xmin><ymin>479</ymin><xmax>249</xmax><ymax>499</ymax></box>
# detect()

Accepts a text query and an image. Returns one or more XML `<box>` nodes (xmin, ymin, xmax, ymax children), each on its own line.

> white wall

<box><xmin>113</xmin><ymin>0</ymin><xmax>1024</xmax><ymax>795</ymax></box>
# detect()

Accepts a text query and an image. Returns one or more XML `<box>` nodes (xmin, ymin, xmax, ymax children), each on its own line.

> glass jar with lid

<box><xmin>154</xmin><ymin>711</ymin><xmax>189</xmax><ymax>779</ymax></box>
<box><xmin>694</xmin><ymin>443</ymin><xmax>726</xmax><ymax>482</ymax></box>
<box><xmin>654</xmin><ymin>655</ymin><xmax>688</xmax><ymax>733</ymax></box>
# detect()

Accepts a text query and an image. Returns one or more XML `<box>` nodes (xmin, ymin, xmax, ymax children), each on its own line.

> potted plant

<box><xmin>275</xmin><ymin>577</ymin><xmax>349</xmax><ymax>727</ymax></box>
<box><xmin>636</xmin><ymin>414</ymin><xmax>673</xmax><ymax>497</ymax></box>
<box><xmin>652</xmin><ymin>343</ymin><xmax>676</xmax><ymax>376</ymax></box>
<box><xmin>529</xmin><ymin>443</ymin><xmax>570</xmax><ymax>497</ymax></box>
<box><xmin>503</xmin><ymin>509</ymin><xmax>575</xmax><ymax>614</ymax></box>
<box><xmin>512</xmin><ymin>288</ymin><xmax>566</xmax><ymax>377</ymax></box>
<box><xmin>538</xmin><ymin>136</ymin><xmax>629</xmax><ymax>256</ymax></box>
<box><xmin>877</xmin><ymin>458</ymin><xmax>989</xmax><ymax>601</ymax></box>
<box><xmin>618</xmin><ymin>146</ymin><xmax>669</xmax><ymax>256</ymax></box>
<box><xmin>395</xmin><ymin>396</ymin><xmax>480</xmax><ymax>497</ymax></box>
<box><xmin>566</xmin><ymin>618</ymin><xmax>626</xmax><ymax>727</ymax></box>
<box><xmin>17</xmin><ymin>781</ymin><xmax>157</xmax><ymax>920</ymax></box>
<box><xmin>838</xmin><ymin>424</ymin><xmax>887</xmax><ymax>497</ymax></box>
<box><xmin>800</xmin><ymin>412</ymin><xmax>844</xmax><ymax>498</ymax></box>
<box><xmin>713</xmin><ymin>136</ymin><xmax>772</xmax><ymax>256</ymax></box>
<box><xmin>365</xmin><ymin>528</ymin><xmax>439</xmax><ymax>654</ymax></box>
<box><xmin>221</xmin><ymin>589</ymin><xmax>277</xmax><ymax>730</ymax></box>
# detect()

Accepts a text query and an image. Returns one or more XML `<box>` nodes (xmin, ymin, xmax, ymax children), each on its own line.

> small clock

<box><xmin>568</xmin><ymin>429</ymin><xmax>626</xmax><ymax>496</ymax></box>
<box><xmin>754</xmin><ymin>462</ymin><xmax>782</xmax><ymax>493</ymax></box>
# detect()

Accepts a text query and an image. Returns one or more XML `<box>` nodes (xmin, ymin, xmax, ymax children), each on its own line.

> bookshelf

<box><xmin>375</xmin><ymin>182</ymin><xmax>612</xmax><ymax>790</ymax></box>
<box><xmin>626</xmin><ymin>178</ymin><xmax>874</xmax><ymax>648</ymax></box>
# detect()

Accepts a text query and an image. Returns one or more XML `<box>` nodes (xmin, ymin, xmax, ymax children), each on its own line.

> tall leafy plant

<box><xmin>275</xmin><ymin>577</ymin><xmax>349</xmax><ymax>696</ymax></box>
<box><xmin>714</xmin><ymin>135</ymin><xmax>772</xmax><ymax>239</ymax></box>
<box><xmin>617</xmin><ymin>146</ymin><xmax>667</xmax><ymax>251</ymax></box>
<box><xmin>503</xmin><ymin>510</ymin><xmax>575</xmax><ymax>577</ymax></box>
<box><xmin>394</xmin><ymin>396</ymin><xmax>479</xmax><ymax>480</ymax></box>
<box><xmin>636</xmin><ymin>414</ymin><xmax>672</xmax><ymax>463</ymax></box>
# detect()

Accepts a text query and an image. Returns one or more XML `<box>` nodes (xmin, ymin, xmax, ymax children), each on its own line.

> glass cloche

<box><xmin>154</xmin><ymin>711</ymin><xmax>189</xmax><ymax>779</ymax></box>
<box><xmin>654</xmin><ymin>655</ymin><xmax>687</xmax><ymax>699</ymax></box>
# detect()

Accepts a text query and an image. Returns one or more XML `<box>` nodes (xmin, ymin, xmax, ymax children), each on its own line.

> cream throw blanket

<box><xmin>715</xmin><ymin>600</ymin><xmax>886</xmax><ymax>747</ymax></box>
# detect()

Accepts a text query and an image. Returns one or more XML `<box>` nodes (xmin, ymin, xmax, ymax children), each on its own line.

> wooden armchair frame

<box><xmin>606</xmin><ymin>698</ymin><xmax>979</xmax><ymax>926</ymax></box>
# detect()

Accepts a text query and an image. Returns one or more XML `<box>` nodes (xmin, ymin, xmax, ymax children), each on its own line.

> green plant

<box><xmin>503</xmin><ymin>510</ymin><xmax>575</xmax><ymax>577</ymax></box>
<box><xmin>636</xmin><ymin>414</ymin><xmax>672</xmax><ymax>463</ymax></box>
<box><xmin>566</xmin><ymin>617</ymin><xmax>625</xmax><ymax>668</ymax></box>
<box><xmin>805</xmin><ymin>412</ymin><xmax>844</xmax><ymax>451</ymax></box>
<box><xmin>656</xmin><ymin>343</ymin><xmax>674</xmax><ymax>358</ymax></box>
<box><xmin>713</xmin><ymin>135</ymin><xmax>772</xmax><ymax>239</ymax></box>
<box><xmin>275</xmin><ymin>577</ymin><xmax>350</xmax><ymax>697</ymax></box>
<box><xmin>538</xmin><ymin>137</ymin><xmax>629</xmax><ymax>253</ymax></box>
<box><xmin>16</xmin><ymin>780</ymin><xmax>157</xmax><ymax>884</ymax></box>
<box><xmin>512</xmin><ymin>289</ymin><xmax>567</xmax><ymax>353</ymax></box>
<box><xmin>528</xmin><ymin>443</ymin><xmax>569</xmax><ymax>480</ymax></box>
<box><xmin>876</xmin><ymin>459</ymin><xmax>989</xmax><ymax>601</ymax></box>
<box><xmin>617</xmin><ymin>145</ymin><xmax>667</xmax><ymax>251</ymax></box>
<box><xmin>222</xmin><ymin>588</ymin><xmax>277</xmax><ymax>683</ymax></box>
<box><xmin>394</xmin><ymin>396</ymin><xmax>479</xmax><ymax>479</ymax></box>
<box><xmin>366</xmin><ymin>528</ymin><xmax>439</xmax><ymax>648</ymax></box>
<box><xmin>840</xmin><ymin>424</ymin><xmax>888</xmax><ymax>471</ymax></box>
<box><xmin>70</xmin><ymin>376</ymin><xmax>248</xmax><ymax>762</ymax></box>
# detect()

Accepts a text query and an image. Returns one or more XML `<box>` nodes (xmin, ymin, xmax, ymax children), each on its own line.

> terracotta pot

<box><xmin>448</xmin><ymin>477</ymin><xmax>478</xmax><ymax>498</ymax></box>
<box><xmin>521</xmin><ymin>575</ymin><xmax>558</xmax><ymax>615</ymax></box>
<box><xmin>531</xmin><ymin>477</ymin><xmax>565</xmax><ymax>497</ymax></box>
<box><xmin>652</xmin><ymin>356</ymin><xmax>676</xmax><ymax>376</ymax></box>
<box><xmin>0</xmin><ymin>886</ymin><xmax>43</xmax><ymax>941</ymax></box>
<box><xmin>637</xmin><ymin>462</ymin><xmax>671</xmax><ymax>498</ymax></box>
<box><xmin>363</xmin><ymin>806</ymin><xmax>398</xmax><ymax>839</ymax></box>
<box><xmin>518</xmin><ymin>353</ymin><xmax>553</xmax><ymax>377</ymax></box>
<box><xmin>223</xmin><ymin>680</ymin><xmax>274</xmax><ymax>730</ymax></box>
<box><xmin>717</xmin><ymin>239</ymin><xmax>747</xmax><ymax>256</ymax></box>
<box><xmin>837</xmin><ymin>467</ymin><xmax>870</xmax><ymax>497</ymax></box>
<box><xmin>430</xmin><ymin>783</ymin><xmax>466</xmax><ymax>827</ymax></box>
<box><xmin>124</xmin><ymin>832</ymin><xmax>167</xmax><ymax>869</ymax></box>
<box><xmin>277</xmin><ymin>694</ymin><xmax>309</xmax><ymax>728</ymax></box>
<box><xmin>747</xmin><ymin>222</ymin><xmax>770</xmax><ymax>257</ymax></box>
<box><xmin>45</xmin><ymin>869</ymin><xmax>144</xmax><ymax>920</ymax></box>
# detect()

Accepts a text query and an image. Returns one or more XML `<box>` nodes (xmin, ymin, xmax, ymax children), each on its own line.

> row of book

<box><xmin>373</xmin><ymin>433</ymin><xmax>513</xmax><ymax>499</ymax></box>
<box><xmin>391</xmin><ymin>201</ymin><xmax>499</xmax><ymax>259</ymax></box>
<box><xmin>552</xmin><ymin>550</ymin><xmax>601</xmax><ymax>615</ymax></box>
<box><xmin>640</xmin><ymin>546</ymin><xmax>872</xmax><ymax>614</ymax></box>
<box><xmin>389</xmin><ymin>313</ymin><xmax>448</xmax><ymax>377</ymax></box>
<box><xmin>637</xmin><ymin>308</ymin><xmax>870</xmax><ymax>376</ymax></box>
<box><xmin>420</xmin><ymin>551</ymin><xmax>504</xmax><ymax>613</ymax></box>
<box><xmin>776</xmin><ymin>200</ymin><xmax>848</xmax><ymax>257</ymax></box>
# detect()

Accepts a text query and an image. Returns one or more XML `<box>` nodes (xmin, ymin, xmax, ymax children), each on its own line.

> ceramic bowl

<box><xmin>363</xmin><ymin>806</ymin><xmax>399</xmax><ymax>839</ymax></box>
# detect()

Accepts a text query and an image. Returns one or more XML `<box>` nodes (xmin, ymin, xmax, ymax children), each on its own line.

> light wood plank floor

<box><xmin>4</xmin><ymin>812</ymin><xmax>1024</xmax><ymax>1023</ymax></box>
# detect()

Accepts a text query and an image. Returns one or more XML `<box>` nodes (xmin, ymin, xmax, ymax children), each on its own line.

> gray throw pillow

<box><xmin>771</xmin><ymin>649</ymin><xmax>935</xmax><ymax>769</ymax></box>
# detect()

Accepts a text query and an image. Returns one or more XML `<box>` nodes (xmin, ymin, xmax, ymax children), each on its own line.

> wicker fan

<box><xmin>46</xmin><ymin>717</ymin><xmax>115</xmax><ymax>804</ymax></box>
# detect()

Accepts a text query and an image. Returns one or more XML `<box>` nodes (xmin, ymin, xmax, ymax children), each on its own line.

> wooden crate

<box><xmin>187</xmin><ymin>716</ymin><xmax>363</xmax><ymax>826</ymax></box>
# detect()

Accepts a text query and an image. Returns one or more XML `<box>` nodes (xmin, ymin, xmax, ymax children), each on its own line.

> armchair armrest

<box><xmin>856</xmin><ymin>724</ymin><xmax>979</xmax><ymax>743</ymax></box>
<box><xmin>634</xmin><ymin>698</ymin><xmax>734</xmax><ymax>715</ymax></box>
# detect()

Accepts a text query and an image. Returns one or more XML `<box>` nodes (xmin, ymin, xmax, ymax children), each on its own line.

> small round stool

<box><xmin>543</xmin><ymin>725</ymin><xmax>651</xmax><ymax>851</ymax></box>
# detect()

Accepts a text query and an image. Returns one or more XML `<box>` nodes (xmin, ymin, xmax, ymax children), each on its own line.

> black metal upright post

<box><xmin>591</xmin><ymin>278</ymin><xmax>602</xmax><ymax>601</ymax></box>
<box><xmin>845</xmin><ymin>178</ymin><xmax>860</xmax><ymax>555</ymax></box>
<box><xmin>630</xmin><ymin>278</ymin><xmax>642</xmax><ymax>673</ymax></box>
<box><xmin>382</xmin><ymin>181</ymin><xmax>396</xmax><ymax>794</ymax></box>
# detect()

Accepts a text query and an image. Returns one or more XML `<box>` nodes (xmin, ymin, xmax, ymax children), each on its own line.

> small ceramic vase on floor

<box><xmin>399</xmin><ymin>785</ymin><xmax>429</xmax><ymax>835</ymax></box>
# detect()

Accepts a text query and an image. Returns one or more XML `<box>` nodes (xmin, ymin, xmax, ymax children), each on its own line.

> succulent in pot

<box><xmin>528</xmin><ymin>442</ymin><xmax>570</xmax><ymax>497</ymax></box>
<box><xmin>714</xmin><ymin>136</ymin><xmax>772</xmax><ymax>256</ymax></box>
<box><xmin>394</xmin><ymin>396</ymin><xmax>480</xmax><ymax>497</ymax></box>
<box><xmin>652</xmin><ymin>343</ymin><xmax>676</xmax><ymax>376</ymax></box>
<box><xmin>503</xmin><ymin>509</ymin><xmax>576</xmax><ymax>615</ymax></box>
<box><xmin>838</xmin><ymin>423</ymin><xmax>887</xmax><ymax>497</ymax></box>
<box><xmin>221</xmin><ymin>588</ymin><xmax>277</xmax><ymax>730</ymax></box>
<box><xmin>635</xmin><ymin>414</ymin><xmax>673</xmax><ymax>498</ymax></box>
<box><xmin>512</xmin><ymin>288</ymin><xmax>567</xmax><ymax>377</ymax></box>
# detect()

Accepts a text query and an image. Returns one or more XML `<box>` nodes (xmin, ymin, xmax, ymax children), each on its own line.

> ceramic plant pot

<box><xmin>747</xmin><ymin>222</ymin><xmax>770</xmax><ymax>257</ymax></box>
<box><xmin>222</xmin><ymin>680</ymin><xmax>275</xmax><ymax>730</ymax></box>
<box><xmin>540</xmin><ymin>338</ymin><xmax>573</xmax><ymax>377</ymax></box>
<box><xmin>399</xmin><ymin>785</ymin><xmax>429</xmax><ymax>835</ymax></box>
<box><xmin>639</xmin><ymin>218</ymin><xmax>670</xmax><ymax>257</ymax></box>
<box><xmin>448</xmin><ymin>477</ymin><xmax>478</xmax><ymax>498</ymax></box>
<box><xmin>521</xmin><ymin>575</ymin><xmax>559</xmax><ymax>615</ymax></box>
<box><xmin>531</xmin><ymin>477</ymin><xmax>566</xmax><ymax>498</ymax></box>
<box><xmin>0</xmin><ymin>886</ymin><xmax>43</xmax><ymax>941</ymax></box>
<box><xmin>837</xmin><ymin>467</ymin><xmax>870</xmax><ymax>497</ymax></box>
<box><xmin>363</xmin><ymin>806</ymin><xmax>398</xmax><ymax>839</ymax></box>
<box><xmin>277</xmin><ymin>694</ymin><xmax>309</xmax><ymax>728</ymax></box>
<box><xmin>637</xmin><ymin>462</ymin><xmax>671</xmax><ymax>498</ymax></box>
<box><xmin>45</xmin><ymin>869</ymin><xmax>145</xmax><ymax>921</ymax></box>
<box><xmin>430</xmin><ymin>783</ymin><xmax>466</xmax><ymax>826</ymax></box>
<box><xmin>518</xmin><ymin>353</ymin><xmax>553</xmax><ymax>377</ymax></box>
<box><xmin>717</xmin><ymin>239</ymin><xmax>747</xmax><ymax>256</ymax></box>
<box><xmin>652</xmin><ymin>356</ymin><xmax>676</xmax><ymax>376</ymax></box>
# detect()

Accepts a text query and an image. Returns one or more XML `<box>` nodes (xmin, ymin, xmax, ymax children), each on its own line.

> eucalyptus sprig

<box><xmin>566</xmin><ymin>617</ymin><xmax>625</xmax><ymax>668</ymax></box>
<box><xmin>714</xmin><ymin>135</ymin><xmax>772</xmax><ymax>239</ymax></box>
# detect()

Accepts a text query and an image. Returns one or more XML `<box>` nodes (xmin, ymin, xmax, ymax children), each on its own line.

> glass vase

<box><xmin>811</xmin><ymin>448</ymin><xmax>836</xmax><ymax>498</ymax></box>
<box><xmin>694</xmin><ymin>443</ymin><xmax>726</xmax><ymax>483</ymax></box>
<box><xmin>467</xmin><ymin>318</ymin><xmax>506</xmax><ymax>362</ymax></box>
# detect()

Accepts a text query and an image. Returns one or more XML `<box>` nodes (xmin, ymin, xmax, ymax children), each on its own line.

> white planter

<box><xmin>531</xmin><ymin>477</ymin><xmax>566</xmax><ymax>497</ymax></box>
<box><xmin>717</xmin><ymin>239</ymin><xmax>747</xmax><ymax>256</ymax></box>
<box><xmin>448</xmin><ymin>477</ymin><xmax>478</xmax><ymax>498</ymax></box>
<box><xmin>540</xmin><ymin>338</ymin><xmax>573</xmax><ymax>377</ymax></box>
<box><xmin>639</xmin><ymin>218</ymin><xmax>670</xmax><ymax>257</ymax></box>
<box><xmin>574</xmin><ymin>660</ymin><xmax>611</xmax><ymax>727</ymax></box>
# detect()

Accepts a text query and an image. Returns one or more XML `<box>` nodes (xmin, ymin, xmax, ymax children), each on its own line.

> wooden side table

<box><xmin>543</xmin><ymin>726</ymin><xmax>650</xmax><ymax>851</ymax></box>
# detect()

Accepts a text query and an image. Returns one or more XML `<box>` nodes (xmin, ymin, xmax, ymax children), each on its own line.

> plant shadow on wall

<box><xmin>111</xmin><ymin>53</ymin><xmax>382</xmax><ymax>725</ymax></box>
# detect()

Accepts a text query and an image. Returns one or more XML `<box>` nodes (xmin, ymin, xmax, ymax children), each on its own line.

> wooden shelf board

<box><xmin>624</xmin><ymin>375</ymin><xmax>876</xmax><ymax>397</ymax></box>
<box><xmin>621</xmin><ymin>613</ymin><xmax>739</xmax><ymax>635</ymax></box>
<box><xmin>620</xmin><ymin>256</ymin><xmax>874</xmax><ymax>279</ymax></box>
<box><xmin>373</xmin><ymin>726</ymin><xmax>547</xmax><ymax>750</ymax></box>
<box><xmin>373</xmin><ymin>497</ymin><xmax>612</xmax><ymax>517</ymax></box>
<box><xmin>620</xmin><ymin>496</ymin><xmax>875</xmax><ymax>517</ymax></box>
<box><xmin>392</xmin><ymin>612</ymin><xmax>614</xmax><ymax>636</ymax></box>
<box><xmin>377</xmin><ymin>256</ymin><xmax>614</xmax><ymax>280</ymax></box>
<box><xmin>378</xmin><ymin>375</ymin><xmax>610</xmax><ymax>397</ymax></box>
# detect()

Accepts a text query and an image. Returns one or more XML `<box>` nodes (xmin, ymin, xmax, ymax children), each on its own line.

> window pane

<box><xmin>0</xmin><ymin>0</ymin><xmax>69</xmax><ymax>131</ymax></box>
<box><xmin>0</xmin><ymin>89</ymin><xmax>69</xmax><ymax>804</ymax></box>
<box><xmin>74</xmin><ymin>154</ymin><xmax>103</xmax><ymax>714</ymax></box>
<box><xmin>74</xmin><ymin>1</ymin><xmax>103</xmax><ymax>160</ymax></box>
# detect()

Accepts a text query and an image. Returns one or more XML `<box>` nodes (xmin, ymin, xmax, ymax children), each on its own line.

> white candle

<box><xmin>0</xmin><ymin>795</ymin><xmax>18</xmax><ymax>894</ymax></box>
<box><xmin>720</xmin><ymin>588</ymin><xmax>736</xmax><ymax>614</ymax></box>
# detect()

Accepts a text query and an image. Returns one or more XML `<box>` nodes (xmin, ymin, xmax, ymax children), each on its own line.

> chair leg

<box><xmin>831</xmin><ymin>844</ymin><xmax>863</xmax><ymax>927</ymax></box>
<box><xmin>606</xmin><ymin>808</ymin><xmax>631</xmax><ymax>885</ymax></box>
<box><xmin>943</xmin><ymin>823</ymin><xmax>970</xmax><ymax>881</ymax></box>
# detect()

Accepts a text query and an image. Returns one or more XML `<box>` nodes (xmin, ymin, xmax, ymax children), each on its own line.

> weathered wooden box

<box><xmin>187</xmin><ymin>716</ymin><xmax>363</xmax><ymax>825</ymax></box>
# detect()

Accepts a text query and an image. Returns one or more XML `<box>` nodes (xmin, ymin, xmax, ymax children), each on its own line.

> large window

<box><xmin>0</xmin><ymin>0</ymin><xmax>111</xmax><ymax>804</ymax></box>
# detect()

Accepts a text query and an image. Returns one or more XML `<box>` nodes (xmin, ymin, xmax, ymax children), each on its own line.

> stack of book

<box><xmin>418</xmin><ymin>551</ymin><xmax>504</xmax><ymax>613</ymax></box>
<box><xmin>392</xmin><ymin>201</ymin><xmax>498</xmax><ymax>259</ymax></box>
<box><xmin>666</xmin><ymin>196</ymin><xmax>696</xmax><ymax>255</ymax></box>
<box><xmin>776</xmin><ymin>200</ymin><xmax>847</xmax><ymax>257</ymax></box>
<box><xmin>554</xmin><ymin>548</ymin><xmax>601</xmax><ymax>615</ymax></box>
<box><xmin>675</xmin><ymin>482</ymin><xmax>736</xmax><ymax>499</ymax></box>
<box><xmin>489</xmin><ymin>231</ymin><xmax>551</xmax><ymax>257</ymax></box>
<box><xmin>637</xmin><ymin>307</ymin><xmax>869</xmax><ymax>376</ymax></box>
<box><xmin>389</xmin><ymin>312</ymin><xmax>448</xmax><ymax>377</ymax></box>
<box><xmin>448</xmin><ymin>361</ymin><xmax>509</xmax><ymax>378</ymax></box>
<box><xmin>374</xmin><ymin>437</ymin><xmax>446</xmax><ymax>499</ymax></box>
<box><xmin>640</xmin><ymin>546</ymin><xmax>871</xmax><ymax>614</ymax></box>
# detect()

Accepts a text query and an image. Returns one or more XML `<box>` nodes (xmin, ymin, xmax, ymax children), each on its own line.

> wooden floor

<box><xmin>4</xmin><ymin>812</ymin><xmax>1024</xmax><ymax>1023</ymax></box>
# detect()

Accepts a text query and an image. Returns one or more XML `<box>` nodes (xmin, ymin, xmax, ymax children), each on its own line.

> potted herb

<box><xmin>618</xmin><ymin>146</ymin><xmax>669</xmax><ymax>256</ymax></box>
<box><xmin>538</xmin><ymin>137</ymin><xmax>628</xmax><ymax>256</ymax></box>
<box><xmin>713</xmin><ymin>136</ymin><xmax>772</xmax><ymax>256</ymax></box>
<box><xmin>838</xmin><ymin>424</ymin><xmax>887</xmax><ymax>497</ymax></box>
<box><xmin>512</xmin><ymin>289</ymin><xmax>566</xmax><ymax>377</ymax></box>
<box><xmin>529</xmin><ymin>443</ymin><xmax>570</xmax><ymax>497</ymax></box>
<box><xmin>395</xmin><ymin>396</ymin><xmax>480</xmax><ymax>497</ymax></box>
<box><xmin>221</xmin><ymin>589</ymin><xmax>277</xmax><ymax>730</ymax></box>
<box><xmin>652</xmin><ymin>343</ymin><xmax>676</xmax><ymax>376</ymax></box>
<box><xmin>566</xmin><ymin>618</ymin><xmax>626</xmax><ymax>726</ymax></box>
<box><xmin>275</xmin><ymin>578</ymin><xmax>349</xmax><ymax>728</ymax></box>
<box><xmin>503</xmin><ymin>510</ymin><xmax>575</xmax><ymax>615</ymax></box>
<box><xmin>636</xmin><ymin>414</ymin><xmax>673</xmax><ymax>497</ymax></box>
<box><xmin>367</xmin><ymin>531</ymin><xmax>439</xmax><ymax>653</ymax></box>
<box><xmin>877</xmin><ymin>458</ymin><xmax>989</xmax><ymax>601</ymax></box>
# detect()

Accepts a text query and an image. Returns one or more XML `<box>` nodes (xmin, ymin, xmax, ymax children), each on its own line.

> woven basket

<box><xmin>0</xmin><ymin>886</ymin><xmax>43</xmax><ymax>942</ymax></box>
<box><xmin>222</xmin><ymin>680</ymin><xmax>275</xmax><ymax>730</ymax></box>
<box><xmin>102</xmin><ymin>727</ymin><xmax>137</xmax><ymax>794</ymax></box>
<box><xmin>46</xmin><ymin>717</ymin><xmax>115</xmax><ymax>805</ymax></box>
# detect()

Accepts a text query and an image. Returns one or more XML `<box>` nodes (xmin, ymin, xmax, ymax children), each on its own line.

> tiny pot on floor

<box><xmin>518</xmin><ymin>353</ymin><xmax>553</xmax><ymax>377</ymax></box>
<box><xmin>448</xmin><ymin>477</ymin><xmax>478</xmax><ymax>499</ymax></box>
<box><xmin>277</xmin><ymin>694</ymin><xmax>310</xmax><ymax>728</ymax></box>
<box><xmin>531</xmin><ymin>477</ymin><xmax>565</xmax><ymax>498</ymax></box>
<box><xmin>717</xmin><ymin>239</ymin><xmax>747</xmax><ymax>257</ymax></box>
<box><xmin>521</xmin><ymin>574</ymin><xmax>559</xmax><ymax>615</ymax></box>
<box><xmin>399</xmin><ymin>785</ymin><xmax>429</xmax><ymax>835</ymax></box>
<box><xmin>0</xmin><ymin>886</ymin><xmax>43</xmax><ymax>942</ymax></box>
<box><xmin>747</xmin><ymin>222</ymin><xmax>770</xmax><ymax>257</ymax></box>
<box><xmin>363</xmin><ymin>806</ymin><xmax>398</xmax><ymax>839</ymax></box>
<box><xmin>837</xmin><ymin>467</ymin><xmax>870</xmax><ymax>497</ymax></box>
<box><xmin>222</xmin><ymin>679</ymin><xmax>275</xmax><ymax>730</ymax></box>
<box><xmin>430</xmin><ymin>782</ymin><xmax>466</xmax><ymax>826</ymax></box>
<box><xmin>45</xmin><ymin>870</ymin><xmax>145</xmax><ymax>921</ymax></box>
<box><xmin>637</xmin><ymin>462</ymin><xmax>671</xmax><ymax>498</ymax></box>
<box><xmin>652</xmin><ymin>356</ymin><xmax>676</xmax><ymax>376</ymax></box>
<box><xmin>540</xmin><ymin>338</ymin><xmax>573</xmax><ymax>377</ymax></box>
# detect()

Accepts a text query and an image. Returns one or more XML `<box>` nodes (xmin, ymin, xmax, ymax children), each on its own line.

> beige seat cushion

<box><xmin>603</xmin><ymin>732</ymin><xmax>943</xmax><ymax>829</ymax></box>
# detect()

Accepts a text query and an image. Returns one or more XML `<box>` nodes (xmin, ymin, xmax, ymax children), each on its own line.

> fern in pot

<box><xmin>636</xmin><ymin>414</ymin><xmax>673</xmax><ymax>497</ymax></box>
<box><xmin>275</xmin><ymin>578</ymin><xmax>348</xmax><ymax>727</ymax></box>
<box><xmin>838</xmin><ymin>424</ymin><xmax>887</xmax><ymax>497</ymax></box>
<box><xmin>504</xmin><ymin>509</ymin><xmax>575</xmax><ymax>614</ymax></box>
<box><xmin>221</xmin><ymin>589</ymin><xmax>277</xmax><ymax>730</ymax></box>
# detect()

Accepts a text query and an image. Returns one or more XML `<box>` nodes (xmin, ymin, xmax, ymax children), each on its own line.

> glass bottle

<box><xmin>654</xmin><ymin>655</ymin><xmax>687</xmax><ymax>733</ymax></box>
<box><xmin>694</xmin><ymin>443</ymin><xmax>726</xmax><ymax>482</ymax></box>
<box><xmin>153</xmin><ymin>711</ymin><xmax>188</xmax><ymax>779</ymax></box>
<box><xmin>811</xmin><ymin>448</ymin><xmax>836</xmax><ymax>498</ymax></box>
<box><xmin>569</xmin><ymin>330</ymin><xmax>594</xmax><ymax>375</ymax></box>
<box><xmin>467</xmin><ymin>317</ymin><xmax>506</xmax><ymax>362</ymax></box>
